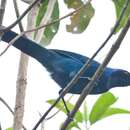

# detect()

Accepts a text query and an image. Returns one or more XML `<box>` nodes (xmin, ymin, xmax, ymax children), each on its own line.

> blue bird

<box><xmin>1</xmin><ymin>29</ymin><xmax>130</xmax><ymax>94</ymax></box>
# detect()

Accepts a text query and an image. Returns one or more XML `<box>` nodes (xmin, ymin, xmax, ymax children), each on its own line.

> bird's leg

<box><xmin>59</xmin><ymin>90</ymin><xmax>73</xmax><ymax>120</ymax></box>
<box><xmin>80</xmin><ymin>76</ymin><xmax>98</xmax><ymax>86</ymax></box>
<box><xmin>61</xmin><ymin>97</ymin><xmax>70</xmax><ymax>114</ymax></box>
<box><xmin>61</xmin><ymin>97</ymin><xmax>73</xmax><ymax>121</ymax></box>
<box><xmin>80</xmin><ymin>76</ymin><xmax>91</xmax><ymax>81</ymax></box>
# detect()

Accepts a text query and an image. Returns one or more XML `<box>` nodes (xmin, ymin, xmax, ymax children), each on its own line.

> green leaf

<box><xmin>64</xmin><ymin>0</ymin><xmax>95</xmax><ymax>33</ymax></box>
<box><xmin>89</xmin><ymin>92</ymin><xmax>118</xmax><ymax>124</ymax></box>
<box><xmin>83</xmin><ymin>101</ymin><xmax>88</xmax><ymax>123</ymax></box>
<box><xmin>47</xmin><ymin>99</ymin><xmax>83</xmax><ymax>122</ymax></box>
<box><xmin>35</xmin><ymin>0</ymin><xmax>59</xmax><ymax>46</ymax></box>
<box><xmin>66</xmin><ymin>121</ymin><xmax>81</xmax><ymax>130</ymax></box>
<box><xmin>5</xmin><ymin>128</ymin><xmax>12</xmax><ymax>130</ymax></box>
<box><xmin>112</xmin><ymin>0</ymin><xmax>130</xmax><ymax>33</ymax></box>
<box><xmin>100</xmin><ymin>107</ymin><xmax>130</xmax><ymax>119</ymax></box>
<box><xmin>64</xmin><ymin>0</ymin><xmax>82</xmax><ymax>8</ymax></box>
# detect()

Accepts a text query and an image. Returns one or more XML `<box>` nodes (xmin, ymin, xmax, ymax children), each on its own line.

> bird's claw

<box><xmin>80</xmin><ymin>76</ymin><xmax>91</xmax><ymax>81</ymax></box>
<box><xmin>67</xmin><ymin>112</ymin><xmax>74</xmax><ymax>122</ymax></box>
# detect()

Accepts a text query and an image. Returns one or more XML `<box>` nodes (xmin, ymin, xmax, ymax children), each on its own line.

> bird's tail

<box><xmin>1</xmin><ymin>29</ymin><xmax>58</xmax><ymax>71</ymax></box>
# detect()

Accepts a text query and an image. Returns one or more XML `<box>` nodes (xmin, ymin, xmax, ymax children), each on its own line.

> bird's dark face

<box><xmin>108</xmin><ymin>69</ymin><xmax>130</xmax><ymax>88</ymax></box>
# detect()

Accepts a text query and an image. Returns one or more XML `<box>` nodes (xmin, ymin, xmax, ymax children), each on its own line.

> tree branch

<box><xmin>21</xmin><ymin>0</ymin><xmax>33</xmax><ymax>4</ymax></box>
<box><xmin>0</xmin><ymin>97</ymin><xmax>27</xmax><ymax>130</ymax></box>
<box><xmin>0</xmin><ymin>0</ymin><xmax>7</xmax><ymax>25</ymax></box>
<box><xmin>0</xmin><ymin>0</ymin><xmax>41</xmax><ymax>32</ymax></box>
<box><xmin>0</xmin><ymin>1</ymin><xmax>7</xmax><ymax>130</ymax></box>
<box><xmin>0</xmin><ymin>0</ymin><xmax>92</xmax><ymax>56</ymax></box>
<box><xmin>60</xmin><ymin>15</ymin><xmax>130</xmax><ymax>130</ymax></box>
<box><xmin>32</xmin><ymin>0</ymin><xmax>130</xmax><ymax>129</ymax></box>
<box><xmin>12</xmin><ymin>0</ymin><xmax>28</xmax><ymax>130</ymax></box>
<box><xmin>13</xmin><ymin>0</ymin><xmax>24</xmax><ymax>32</ymax></box>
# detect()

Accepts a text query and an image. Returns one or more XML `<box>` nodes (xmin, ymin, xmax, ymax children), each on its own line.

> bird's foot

<box><xmin>80</xmin><ymin>76</ymin><xmax>91</xmax><ymax>81</ymax></box>
<box><xmin>67</xmin><ymin>112</ymin><xmax>74</xmax><ymax>122</ymax></box>
<box><xmin>61</xmin><ymin>98</ymin><xmax>74</xmax><ymax>121</ymax></box>
<box><xmin>59</xmin><ymin>90</ymin><xmax>73</xmax><ymax>121</ymax></box>
<box><xmin>61</xmin><ymin>97</ymin><xmax>70</xmax><ymax>114</ymax></box>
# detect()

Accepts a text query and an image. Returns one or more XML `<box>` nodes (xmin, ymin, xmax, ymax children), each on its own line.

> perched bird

<box><xmin>1</xmin><ymin>29</ymin><xmax>130</xmax><ymax>94</ymax></box>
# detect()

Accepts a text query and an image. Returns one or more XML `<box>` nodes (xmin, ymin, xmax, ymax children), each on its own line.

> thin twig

<box><xmin>13</xmin><ymin>0</ymin><xmax>24</xmax><ymax>32</ymax></box>
<box><xmin>0</xmin><ymin>0</ymin><xmax>92</xmax><ymax>56</ymax></box>
<box><xmin>0</xmin><ymin>33</ymin><xmax>23</xmax><ymax>56</ymax></box>
<box><xmin>60</xmin><ymin>16</ymin><xmax>130</xmax><ymax>130</ymax></box>
<box><xmin>45</xmin><ymin>95</ymin><xmax>73</xmax><ymax>121</ymax></box>
<box><xmin>0</xmin><ymin>97</ymin><xmax>14</xmax><ymax>115</ymax></box>
<box><xmin>0</xmin><ymin>0</ymin><xmax>128</xmax><ymax>128</ymax></box>
<box><xmin>0</xmin><ymin>0</ymin><xmax>41</xmax><ymax>32</ymax></box>
<box><xmin>0</xmin><ymin>97</ymin><xmax>27</xmax><ymax>130</ymax></box>
<box><xmin>0</xmin><ymin>0</ymin><xmax>7</xmax><ymax>25</ymax></box>
<box><xmin>21</xmin><ymin>0</ymin><xmax>32</xmax><ymax>4</ymax></box>
<box><xmin>0</xmin><ymin>0</ymin><xmax>7</xmax><ymax>38</ymax></box>
<box><xmin>32</xmin><ymin>96</ymin><xmax>62</xmax><ymax>130</ymax></box>
<box><xmin>32</xmin><ymin>0</ymin><xmax>130</xmax><ymax>129</ymax></box>
<box><xmin>38</xmin><ymin>112</ymin><xmax>45</xmax><ymax>130</ymax></box>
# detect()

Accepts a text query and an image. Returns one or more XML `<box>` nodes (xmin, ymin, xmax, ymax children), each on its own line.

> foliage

<box><xmin>64</xmin><ymin>0</ymin><xmax>95</xmax><ymax>33</ymax></box>
<box><xmin>4</xmin><ymin>128</ymin><xmax>12</xmax><ymax>130</ymax></box>
<box><xmin>33</xmin><ymin>0</ymin><xmax>95</xmax><ymax>46</ymax></box>
<box><xmin>33</xmin><ymin>1</ymin><xmax>130</xmax><ymax>129</ymax></box>
<box><xmin>2</xmin><ymin>0</ymin><xmax>130</xmax><ymax>129</ymax></box>
<box><xmin>112</xmin><ymin>0</ymin><xmax>130</xmax><ymax>33</ymax></box>
<box><xmin>35</xmin><ymin>0</ymin><xmax>60</xmax><ymax>46</ymax></box>
<box><xmin>27</xmin><ymin>0</ymin><xmax>130</xmax><ymax>45</ymax></box>
<box><xmin>47</xmin><ymin>92</ymin><xmax>130</xmax><ymax>130</ymax></box>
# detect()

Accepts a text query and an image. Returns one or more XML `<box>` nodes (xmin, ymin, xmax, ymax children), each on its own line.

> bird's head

<box><xmin>108</xmin><ymin>69</ymin><xmax>130</xmax><ymax>88</ymax></box>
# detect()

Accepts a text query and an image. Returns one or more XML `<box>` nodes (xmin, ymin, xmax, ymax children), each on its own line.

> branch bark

<box><xmin>0</xmin><ymin>0</ymin><xmax>7</xmax><ymax>25</ymax></box>
<box><xmin>0</xmin><ymin>1</ymin><xmax>7</xmax><ymax>129</ymax></box>
<box><xmin>60</xmin><ymin>16</ymin><xmax>130</xmax><ymax>130</ymax></box>
<box><xmin>0</xmin><ymin>0</ymin><xmax>41</xmax><ymax>32</ymax></box>
<box><xmin>13</xmin><ymin>53</ymin><xmax>29</xmax><ymax>130</ymax></box>
<box><xmin>12</xmin><ymin>1</ymin><xmax>38</xmax><ymax>130</ymax></box>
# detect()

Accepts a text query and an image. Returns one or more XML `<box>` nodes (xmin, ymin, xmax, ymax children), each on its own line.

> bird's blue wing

<box><xmin>51</xmin><ymin>49</ymin><xmax>88</xmax><ymax>64</ymax></box>
<box><xmin>51</xmin><ymin>49</ymin><xmax>100</xmax><ymax>66</ymax></box>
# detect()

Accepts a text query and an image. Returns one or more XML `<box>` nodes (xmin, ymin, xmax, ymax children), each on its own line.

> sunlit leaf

<box><xmin>35</xmin><ymin>0</ymin><xmax>59</xmax><ymax>46</ymax></box>
<box><xmin>83</xmin><ymin>101</ymin><xmax>88</xmax><ymax>123</ymax></box>
<box><xmin>64</xmin><ymin>0</ymin><xmax>82</xmax><ymax>8</ymax></box>
<box><xmin>89</xmin><ymin>92</ymin><xmax>118</xmax><ymax>124</ymax></box>
<box><xmin>65</xmin><ymin>121</ymin><xmax>81</xmax><ymax>130</ymax></box>
<box><xmin>100</xmin><ymin>107</ymin><xmax>130</xmax><ymax>119</ymax></box>
<box><xmin>5</xmin><ymin>128</ymin><xmax>12</xmax><ymax>130</ymax></box>
<box><xmin>112</xmin><ymin>0</ymin><xmax>130</xmax><ymax>33</ymax></box>
<box><xmin>47</xmin><ymin>99</ymin><xmax>83</xmax><ymax>122</ymax></box>
<box><xmin>64</xmin><ymin>0</ymin><xmax>95</xmax><ymax>33</ymax></box>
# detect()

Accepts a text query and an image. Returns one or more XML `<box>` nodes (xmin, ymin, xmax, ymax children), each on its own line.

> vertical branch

<box><xmin>12</xmin><ymin>0</ymin><xmax>27</xmax><ymax>130</ymax></box>
<box><xmin>13</xmin><ymin>53</ymin><xmax>29</xmax><ymax>130</ymax></box>
<box><xmin>0</xmin><ymin>1</ymin><xmax>7</xmax><ymax>130</ymax></box>
<box><xmin>13</xmin><ymin>0</ymin><xmax>24</xmax><ymax>32</ymax></box>
<box><xmin>0</xmin><ymin>0</ymin><xmax>7</xmax><ymax>25</ymax></box>
<box><xmin>0</xmin><ymin>123</ymin><xmax>1</xmax><ymax>130</ymax></box>
<box><xmin>12</xmin><ymin>0</ymin><xmax>38</xmax><ymax>130</ymax></box>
